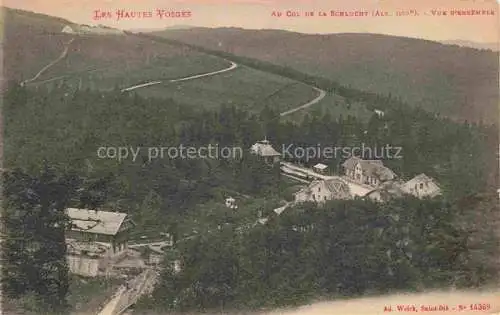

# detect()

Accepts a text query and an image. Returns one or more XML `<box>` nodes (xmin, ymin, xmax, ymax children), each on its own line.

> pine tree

<box><xmin>2</xmin><ymin>167</ymin><xmax>79</xmax><ymax>313</ymax></box>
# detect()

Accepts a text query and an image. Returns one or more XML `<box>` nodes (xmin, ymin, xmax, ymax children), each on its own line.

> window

<box><xmin>318</xmin><ymin>187</ymin><xmax>321</xmax><ymax>192</ymax></box>
<box><xmin>324</xmin><ymin>196</ymin><xmax>327</xmax><ymax>201</ymax></box>
<box><xmin>420</xmin><ymin>183</ymin><xmax>424</xmax><ymax>189</ymax></box>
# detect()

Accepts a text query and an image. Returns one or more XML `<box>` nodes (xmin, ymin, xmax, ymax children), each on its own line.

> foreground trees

<box><xmin>2</xmin><ymin>168</ymin><xmax>80</xmax><ymax>313</ymax></box>
<box><xmin>4</xmin><ymin>81</ymin><xmax>498</xmax><ymax>313</ymax></box>
<box><xmin>146</xmin><ymin>195</ymin><xmax>499</xmax><ymax>312</ymax></box>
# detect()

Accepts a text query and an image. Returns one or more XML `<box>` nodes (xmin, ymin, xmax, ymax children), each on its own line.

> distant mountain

<box><xmin>441</xmin><ymin>40</ymin><xmax>498</xmax><ymax>51</ymax></box>
<box><xmin>128</xmin><ymin>25</ymin><xmax>195</xmax><ymax>33</ymax></box>
<box><xmin>151</xmin><ymin>27</ymin><xmax>499</xmax><ymax>124</ymax></box>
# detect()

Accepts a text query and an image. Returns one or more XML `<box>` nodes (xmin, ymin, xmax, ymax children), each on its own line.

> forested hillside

<box><xmin>3</xmin><ymin>81</ymin><xmax>498</xmax><ymax>312</ymax></box>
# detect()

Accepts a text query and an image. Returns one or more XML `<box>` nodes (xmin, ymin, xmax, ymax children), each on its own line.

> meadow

<box><xmin>131</xmin><ymin>65</ymin><xmax>320</xmax><ymax>113</ymax></box>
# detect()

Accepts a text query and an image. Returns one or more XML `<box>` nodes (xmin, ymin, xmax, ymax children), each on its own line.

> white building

<box><xmin>61</xmin><ymin>25</ymin><xmax>75</xmax><ymax>34</ymax></box>
<box><xmin>342</xmin><ymin>157</ymin><xmax>396</xmax><ymax>188</ymax></box>
<box><xmin>294</xmin><ymin>178</ymin><xmax>351</xmax><ymax>203</ymax></box>
<box><xmin>250</xmin><ymin>139</ymin><xmax>281</xmax><ymax>164</ymax></box>
<box><xmin>65</xmin><ymin>208</ymin><xmax>135</xmax><ymax>277</ymax></box>
<box><xmin>313</xmin><ymin>163</ymin><xmax>328</xmax><ymax>174</ymax></box>
<box><xmin>61</xmin><ymin>24</ymin><xmax>124</xmax><ymax>35</ymax></box>
<box><xmin>401</xmin><ymin>173</ymin><xmax>441</xmax><ymax>198</ymax></box>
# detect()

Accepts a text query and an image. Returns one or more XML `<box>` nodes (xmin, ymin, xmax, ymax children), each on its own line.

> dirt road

<box><xmin>21</xmin><ymin>38</ymin><xmax>75</xmax><ymax>86</ymax></box>
<box><xmin>120</xmin><ymin>60</ymin><xmax>238</xmax><ymax>92</ymax></box>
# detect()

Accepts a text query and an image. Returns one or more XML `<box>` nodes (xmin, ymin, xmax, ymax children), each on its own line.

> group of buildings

<box><xmin>64</xmin><ymin>139</ymin><xmax>441</xmax><ymax>278</ymax></box>
<box><xmin>250</xmin><ymin>139</ymin><xmax>442</xmax><ymax>205</ymax></box>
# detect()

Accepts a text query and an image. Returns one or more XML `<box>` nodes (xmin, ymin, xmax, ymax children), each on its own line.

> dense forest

<box><xmin>2</xmin><ymin>78</ymin><xmax>498</xmax><ymax>312</ymax></box>
<box><xmin>143</xmin><ymin>195</ymin><xmax>499</xmax><ymax>312</ymax></box>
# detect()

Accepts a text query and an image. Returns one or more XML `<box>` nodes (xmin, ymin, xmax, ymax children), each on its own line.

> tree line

<box><xmin>143</xmin><ymin>194</ymin><xmax>499</xmax><ymax>312</ymax></box>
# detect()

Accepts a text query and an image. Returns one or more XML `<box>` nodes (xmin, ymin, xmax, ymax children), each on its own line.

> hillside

<box><xmin>152</xmin><ymin>28</ymin><xmax>499</xmax><ymax>125</ymax></box>
<box><xmin>4</xmin><ymin>8</ymin><xmax>338</xmax><ymax>116</ymax></box>
<box><xmin>2</xmin><ymin>7</ymin><xmax>226</xmax><ymax>86</ymax></box>
<box><xmin>2</xmin><ymin>7</ymin><xmax>75</xmax><ymax>87</ymax></box>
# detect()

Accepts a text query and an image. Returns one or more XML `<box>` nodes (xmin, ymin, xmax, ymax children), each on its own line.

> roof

<box><xmin>342</xmin><ymin>157</ymin><xmax>395</xmax><ymax>181</ymax></box>
<box><xmin>66</xmin><ymin>208</ymin><xmax>130</xmax><ymax>236</ymax></box>
<box><xmin>323</xmin><ymin>178</ymin><xmax>350</xmax><ymax>197</ymax></box>
<box><xmin>61</xmin><ymin>25</ymin><xmax>74</xmax><ymax>33</ymax></box>
<box><xmin>250</xmin><ymin>140</ymin><xmax>280</xmax><ymax>157</ymax></box>
<box><xmin>313</xmin><ymin>163</ymin><xmax>328</xmax><ymax>170</ymax></box>
<box><xmin>409</xmin><ymin>173</ymin><xmax>434</xmax><ymax>183</ymax></box>
<box><xmin>296</xmin><ymin>178</ymin><xmax>351</xmax><ymax>199</ymax></box>
<box><xmin>403</xmin><ymin>173</ymin><xmax>440</xmax><ymax>189</ymax></box>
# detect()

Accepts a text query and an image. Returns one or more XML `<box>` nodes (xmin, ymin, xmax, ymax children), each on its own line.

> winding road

<box><xmin>20</xmin><ymin>39</ymin><xmax>326</xmax><ymax>117</ymax></box>
<box><xmin>120</xmin><ymin>59</ymin><xmax>326</xmax><ymax>117</ymax></box>
<box><xmin>21</xmin><ymin>38</ymin><xmax>75</xmax><ymax>86</ymax></box>
<box><xmin>279</xmin><ymin>86</ymin><xmax>326</xmax><ymax>117</ymax></box>
<box><xmin>120</xmin><ymin>60</ymin><xmax>238</xmax><ymax>92</ymax></box>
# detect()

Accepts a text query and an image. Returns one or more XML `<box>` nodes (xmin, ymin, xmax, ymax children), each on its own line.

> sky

<box><xmin>4</xmin><ymin>0</ymin><xmax>499</xmax><ymax>43</ymax></box>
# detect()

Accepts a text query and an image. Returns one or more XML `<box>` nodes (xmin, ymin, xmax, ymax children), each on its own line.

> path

<box><xmin>97</xmin><ymin>269</ymin><xmax>158</xmax><ymax>315</ymax></box>
<box><xmin>169</xmin><ymin>60</ymin><xmax>238</xmax><ymax>82</ymax></box>
<box><xmin>128</xmin><ymin>241</ymin><xmax>170</xmax><ymax>254</ymax></box>
<box><xmin>21</xmin><ymin>38</ymin><xmax>75</xmax><ymax>86</ymax></box>
<box><xmin>120</xmin><ymin>60</ymin><xmax>238</xmax><ymax>92</ymax></box>
<box><xmin>97</xmin><ymin>287</ymin><xmax>126</xmax><ymax>315</ymax></box>
<box><xmin>279</xmin><ymin>86</ymin><xmax>327</xmax><ymax>117</ymax></box>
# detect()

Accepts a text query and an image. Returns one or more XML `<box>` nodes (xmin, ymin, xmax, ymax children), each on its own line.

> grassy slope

<box><xmin>3</xmin><ymin>7</ymin><xmax>231</xmax><ymax>90</ymax></box>
<box><xmin>3</xmin><ymin>7</ymin><xmax>74</xmax><ymax>82</ymax></box>
<box><xmin>152</xmin><ymin>28</ymin><xmax>499</xmax><ymax>125</ymax></box>
<box><xmin>5</xmin><ymin>7</ymin><xmax>369</xmax><ymax>118</ymax></box>
<box><xmin>132</xmin><ymin>65</ymin><xmax>320</xmax><ymax>113</ymax></box>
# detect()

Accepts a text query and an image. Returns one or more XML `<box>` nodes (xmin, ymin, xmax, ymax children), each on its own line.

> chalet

<box><xmin>65</xmin><ymin>208</ymin><xmax>135</xmax><ymax>277</ymax></box>
<box><xmin>313</xmin><ymin>163</ymin><xmax>328</xmax><ymax>174</ymax></box>
<box><xmin>294</xmin><ymin>178</ymin><xmax>351</xmax><ymax>203</ymax></box>
<box><xmin>342</xmin><ymin>157</ymin><xmax>396</xmax><ymax>187</ymax></box>
<box><xmin>401</xmin><ymin>173</ymin><xmax>441</xmax><ymax>198</ymax></box>
<box><xmin>250</xmin><ymin>139</ymin><xmax>281</xmax><ymax>164</ymax></box>
<box><xmin>65</xmin><ymin>208</ymin><xmax>135</xmax><ymax>257</ymax></box>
